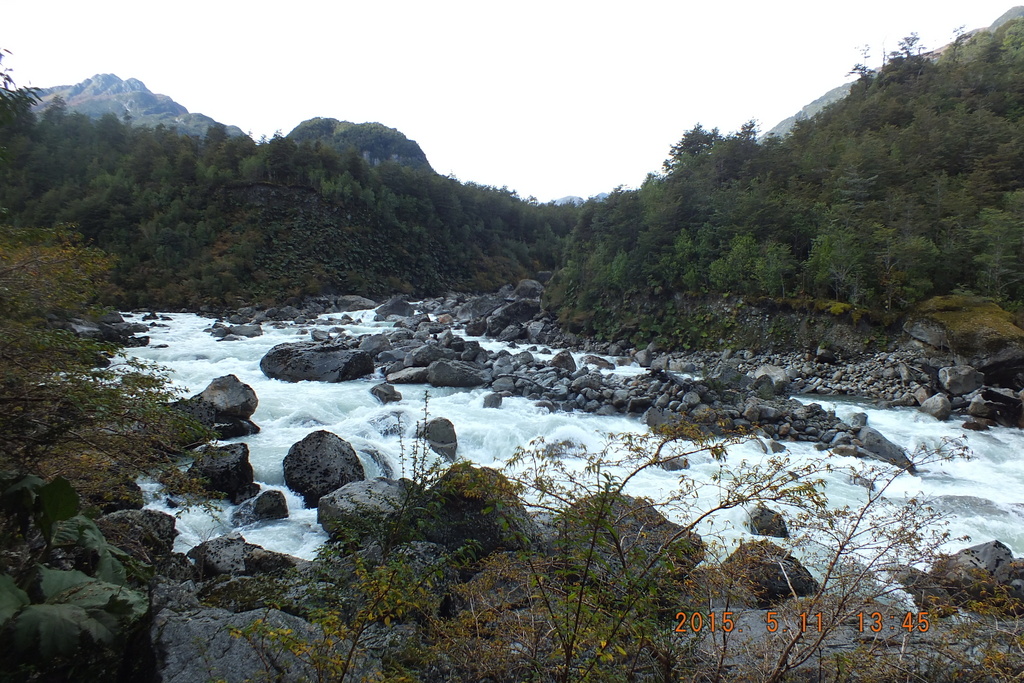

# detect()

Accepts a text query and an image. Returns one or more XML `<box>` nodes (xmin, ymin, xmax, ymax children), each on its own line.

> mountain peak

<box><xmin>32</xmin><ymin>74</ymin><xmax>243</xmax><ymax>138</ymax></box>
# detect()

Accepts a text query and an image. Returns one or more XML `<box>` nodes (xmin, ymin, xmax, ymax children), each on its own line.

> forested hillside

<box><xmin>0</xmin><ymin>103</ymin><xmax>575</xmax><ymax>308</ymax></box>
<box><xmin>547</xmin><ymin>20</ymin><xmax>1024</xmax><ymax>345</ymax></box>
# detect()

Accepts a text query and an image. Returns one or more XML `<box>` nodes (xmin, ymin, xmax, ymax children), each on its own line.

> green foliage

<box><xmin>552</xmin><ymin>18</ymin><xmax>1024</xmax><ymax>344</ymax></box>
<box><xmin>0</xmin><ymin>474</ymin><xmax>149</xmax><ymax>677</ymax></box>
<box><xmin>0</xmin><ymin>107</ymin><xmax>577</xmax><ymax>307</ymax></box>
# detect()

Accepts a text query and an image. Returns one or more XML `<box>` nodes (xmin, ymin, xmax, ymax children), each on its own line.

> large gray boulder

<box><xmin>198</xmin><ymin>375</ymin><xmax>259</xmax><ymax>418</ymax></box>
<box><xmin>151</xmin><ymin>603</ymin><xmax>332</xmax><ymax>683</ymax></box>
<box><xmin>454</xmin><ymin>295</ymin><xmax>505</xmax><ymax>322</ymax></box>
<box><xmin>722</xmin><ymin>540</ymin><xmax>819</xmax><ymax>608</ymax></box>
<box><xmin>375</xmin><ymin>296</ymin><xmax>415</xmax><ymax>319</ymax></box>
<box><xmin>335</xmin><ymin>294</ymin><xmax>378</xmax><ymax>311</ymax></box>
<box><xmin>513</xmin><ymin>279</ymin><xmax>544</xmax><ymax>299</ymax></box>
<box><xmin>260</xmin><ymin>341</ymin><xmax>373</xmax><ymax>383</ymax></box>
<box><xmin>426</xmin><ymin>359</ymin><xmax>488</xmax><ymax>387</ymax></box>
<box><xmin>418</xmin><ymin>417</ymin><xmax>458</xmax><ymax>462</ymax></box>
<box><xmin>188</xmin><ymin>443</ymin><xmax>260</xmax><ymax>504</ymax></box>
<box><xmin>485</xmin><ymin>300</ymin><xmax>541</xmax><ymax>337</ymax></box>
<box><xmin>186</xmin><ymin>533</ymin><xmax>303</xmax><ymax>578</ymax></box>
<box><xmin>420</xmin><ymin>464</ymin><xmax>539</xmax><ymax>559</ymax></box>
<box><xmin>857</xmin><ymin>426</ymin><xmax>915</xmax><ymax>470</ymax></box>
<box><xmin>919</xmin><ymin>394</ymin><xmax>952</xmax><ymax>421</ymax></box>
<box><xmin>231</xmin><ymin>490</ymin><xmax>289</xmax><ymax>526</ymax></box>
<box><xmin>317</xmin><ymin>478</ymin><xmax>413</xmax><ymax>542</ymax></box>
<box><xmin>939</xmin><ymin>365</ymin><xmax>984</xmax><ymax>396</ymax></box>
<box><xmin>283</xmin><ymin>431</ymin><xmax>365</xmax><ymax>507</ymax></box>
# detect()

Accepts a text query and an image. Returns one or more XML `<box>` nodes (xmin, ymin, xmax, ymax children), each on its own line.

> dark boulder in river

<box><xmin>260</xmin><ymin>341</ymin><xmax>373</xmax><ymax>383</ymax></box>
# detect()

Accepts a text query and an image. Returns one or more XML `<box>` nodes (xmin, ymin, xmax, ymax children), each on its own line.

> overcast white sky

<box><xmin>5</xmin><ymin>1</ymin><xmax>1020</xmax><ymax>202</ymax></box>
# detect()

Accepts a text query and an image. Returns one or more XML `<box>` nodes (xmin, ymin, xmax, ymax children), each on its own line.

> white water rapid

<box><xmin>125</xmin><ymin>310</ymin><xmax>1024</xmax><ymax>565</ymax></box>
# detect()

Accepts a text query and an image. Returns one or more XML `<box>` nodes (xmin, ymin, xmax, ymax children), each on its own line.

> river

<box><xmin>125</xmin><ymin>309</ymin><xmax>1024</xmax><ymax>565</ymax></box>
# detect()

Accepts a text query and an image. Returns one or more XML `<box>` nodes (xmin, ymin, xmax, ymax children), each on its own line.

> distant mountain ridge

<box><xmin>31</xmin><ymin>74</ymin><xmax>246</xmax><ymax>138</ymax></box>
<box><xmin>767</xmin><ymin>6</ymin><xmax>1024</xmax><ymax>137</ymax></box>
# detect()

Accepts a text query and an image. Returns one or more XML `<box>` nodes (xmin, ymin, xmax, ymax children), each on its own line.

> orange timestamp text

<box><xmin>674</xmin><ymin>611</ymin><xmax>930</xmax><ymax>634</ymax></box>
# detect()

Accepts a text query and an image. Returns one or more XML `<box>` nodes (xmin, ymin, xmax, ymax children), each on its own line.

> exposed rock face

<box><xmin>260</xmin><ymin>341</ymin><xmax>373</xmax><ymax>383</ymax></box>
<box><xmin>318</xmin><ymin>478</ymin><xmax>413</xmax><ymax>542</ymax></box>
<box><xmin>335</xmin><ymin>294</ymin><xmax>378</xmax><ymax>311</ymax></box>
<box><xmin>151</xmin><ymin>603</ymin><xmax>328</xmax><ymax>683</ymax></box>
<box><xmin>231</xmin><ymin>490</ymin><xmax>289</xmax><ymax>526</ymax></box>
<box><xmin>907</xmin><ymin>296</ymin><xmax>1024</xmax><ymax>389</ymax></box>
<box><xmin>198</xmin><ymin>375</ymin><xmax>259</xmax><ymax>418</ymax></box>
<box><xmin>723</xmin><ymin>540</ymin><xmax>819</xmax><ymax>608</ymax></box>
<box><xmin>188</xmin><ymin>443</ymin><xmax>261</xmax><ymax>504</ymax></box>
<box><xmin>283</xmin><ymin>430</ymin><xmax>365</xmax><ymax>507</ymax></box>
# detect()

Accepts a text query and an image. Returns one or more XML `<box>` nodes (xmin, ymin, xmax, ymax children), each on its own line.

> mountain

<box><xmin>31</xmin><ymin>74</ymin><xmax>245</xmax><ymax>138</ymax></box>
<box><xmin>767</xmin><ymin>6</ymin><xmax>1024</xmax><ymax>138</ymax></box>
<box><xmin>287</xmin><ymin>117</ymin><xmax>432</xmax><ymax>170</ymax></box>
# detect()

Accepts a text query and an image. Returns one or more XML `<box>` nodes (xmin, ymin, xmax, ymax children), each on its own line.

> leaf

<box><xmin>0</xmin><ymin>574</ymin><xmax>30</xmax><ymax>624</ymax></box>
<box><xmin>12</xmin><ymin>603</ymin><xmax>117</xmax><ymax>658</ymax></box>
<box><xmin>37</xmin><ymin>477</ymin><xmax>79</xmax><ymax>540</ymax></box>
<box><xmin>37</xmin><ymin>566</ymin><xmax>93</xmax><ymax>601</ymax></box>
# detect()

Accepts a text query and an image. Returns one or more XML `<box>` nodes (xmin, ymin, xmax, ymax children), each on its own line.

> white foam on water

<box><xmin>126</xmin><ymin>312</ymin><xmax>1024</xmax><ymax>562</ymax></box>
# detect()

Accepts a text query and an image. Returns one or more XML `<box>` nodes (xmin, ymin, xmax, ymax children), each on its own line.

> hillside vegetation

<box><xmin>547</xmin><ymin>21</ymin><xmax>1024</xmax><ymax>346</ymax></box>
<box><xmin>0</xmin><ymin>106</ymin><xmax>575</xmax><ymax>308</ymax></box>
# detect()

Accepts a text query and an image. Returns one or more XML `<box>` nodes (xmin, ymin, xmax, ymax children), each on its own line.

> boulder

<box><xmin>186</xmin><ymin>533</ymin><xmax>302</xmax><ymax>578</ymax></box>
<box><xmin>317</xmin><ymin>478</ymin><xmax>413</xmax><ymax>542</ymax></box>
<box><xmin>513</xmin><ymin>279</ymin><xmax>544</xmax><ymax>299</ymax></box>
<box><xmin>358</xmin><ymin>333</ymin><xmax>393</xmax><ymax>357</ymax></box>
<box><xmin>559</xmin><ymin>493</ymin><xmax>704</xmax><ymax>579</ymax></box>
<box><xmin>939</xmin><ymin>365</ymin><xmax>984</xmax><ymax>396</ymax></box>
<box><xmin>188</xmin><ymin>443</ymin><xmax>260</xmax><ymax>504</ymax></box>
<box><xmin>753</xmin><ymin>365</ymin><xmax>789</xmax><ymax>392</ymax></box>
<box><xmin>549</xmin><ymin>349</ymin><xmax>577</xmax><ymax>373</ymax></box>
<box><xmin>260</xmin><ymin>341</ymin><xmax>373</xmax><ymax>383</ymax></box>
<box><xmin>171</xmin><ymin>395</ymin><xmax>260</xmax><ymax>440</ymax></box>
<box><xmin>229</xmin><ymin>324</ymin><xmax>263</xmax><ymax>338</ymax></box>
<box><xmin>370</xmin><ymin>383</ymin><xmax>403</xmax><ymax>404</ymax></box>
<box><xmin>748</xmin><ymin>504</ymin><xmax>789</xmax><ymax>538</ymax></box>
<box><xmin>856</xmin><ymin>426</ymin><xmax>915</xmax><ymax>470</ymax></box>
<box><xmin>426</xmin><ymin>359</ymin><xmax>488</xmax><ymax>387</ymax></box>
<box><xmin>198</xmin><ymin>374</ymin><xmax>259</xmax><ymax>419</ymax></box>
<box><xmin>918</xmin><ymin>394</ymin><xmax>952</xmax><ymax>421</ymax></box>
<box><xmin>232</xmin><ymin>490</ymin><xmax>289</xmax><ymax>526</ymax></box>
<box><xmin>375</xmin><ymin>296</ymin><xmax>415</xmax><ymax>319</ymax></box>
<box><xmin>96</xmin><ymin>508</ymin><xmax>178</xmax><ymax>566</ymax></box>
<box><xmin>421</xmin><ymin>464</ymin><xmax>538</xmax><ymax>559</ymax></box>
<box><xmin>418</xmin><ymin>417</ymin><xmax>458</xmax><ymax>462</ymax></box>
<box><xmin>929</xmin><ymin>539</ymin><xmax>1024</xmax><ymax>608</ymax></box>
<box><xmin>483</xmin><ymin>393</ymin><xmax>503</xmax><ymax>408</ymax></box>
<box><xmin>151</xmin><ymin>605</ymin><xmax>329</xmax><ymax>683</ymax></box>
<box><xmin>485</xmin><ymin>300</ymin><xmax>541</xmax><ymax>337</ymax></box>
<box><xmin>579</xmin><ymin>354</ymin><xmax>612</xmax><ymax>370</ymax></box>
<box><xmin>723</xmin><ymin>539</ymin><xmax>819</xmax><ymax>608</ymax></box>
<box><xmin>386</xmin><ymin>366</ymin><xmax>430</xmax><ymax>384</ymax></box>
<box><xmin>335</xmin><ymin>294</ymin><xmax>378</xmax><ymax>311</ymax></box>
<box><xmin>455</xmin><ymin>295</ymin><xmax>505</xmax><ymax>322</ymax></box>
<box><xmin>283</xmin><ymin>431</ymin><xmax>365</xmax><ymax>508</ymax></box>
